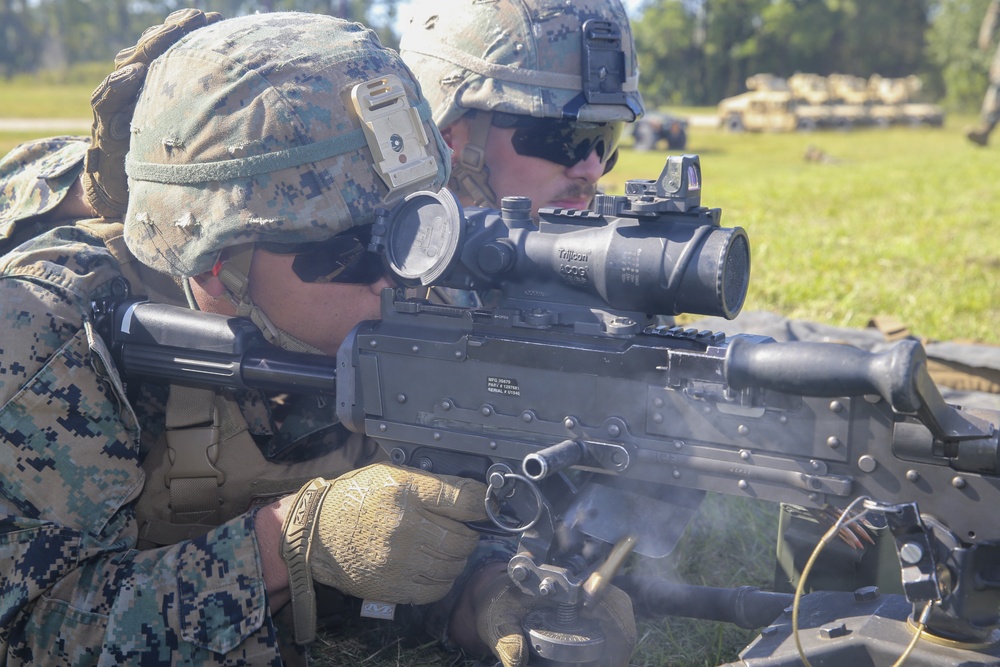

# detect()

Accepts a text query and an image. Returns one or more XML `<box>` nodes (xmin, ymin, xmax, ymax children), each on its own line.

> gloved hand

<box><xmin>82</xmin><ymin>8</ymin><xmax>223</xmax><ymax>217</ymax></box>
<box><xmin>474</xmin><ymin>570</ymin><xmax>637</xmax><ymax>667</ymax></box>
<box><xmin>281</xmin><ymin>463</ymin><xmax>487</xmax><ymax>643</ymax></box>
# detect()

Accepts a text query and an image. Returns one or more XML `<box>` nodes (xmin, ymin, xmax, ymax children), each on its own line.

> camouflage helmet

<box><xmin>124</xmin><ymin>12</ymin><xmax>450</xmax><ymax>278</ymax></box>
<box><xmin>399</xmin><ymin>0</ymin><xmax>645</xmax><ymax>129</ymax></box>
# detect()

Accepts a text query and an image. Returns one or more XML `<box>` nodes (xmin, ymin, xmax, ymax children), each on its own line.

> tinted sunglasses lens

<box><xmin>291</xmin><ymin>230</ymin><xmax>386</xmax><ymax>284</ymax></box>
<box><xmin>509</xmin><ymin>119</ymin><xmax>623</xmax><ymax>168</ymax></box>
<box><xmin>602</xmin><ymin>148</ymin><xmax>619</xmax><ymax>175</ymax></box>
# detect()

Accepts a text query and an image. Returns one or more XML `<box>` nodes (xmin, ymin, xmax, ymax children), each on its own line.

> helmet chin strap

<box><xmin>448</xmin><ymin>111</ymin><xmax>499</xmax><ymax>209</ymax></box>
<box><xmin>215</xmin><ymin>245</ymin><xmax>326</xmax><ymax>355</ymax></box>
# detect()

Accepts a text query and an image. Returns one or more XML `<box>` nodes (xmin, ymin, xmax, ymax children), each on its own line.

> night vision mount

<box><xmin>370</xmin><ymin>154</ymin><xmax>751</xmax><ymax>335</ymax></box>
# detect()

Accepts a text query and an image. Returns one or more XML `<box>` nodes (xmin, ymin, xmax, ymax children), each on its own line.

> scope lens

<box><xmin>722</xmin><ymin>233</ymin><xmax>751</xmax><ymax>317</ymax></box>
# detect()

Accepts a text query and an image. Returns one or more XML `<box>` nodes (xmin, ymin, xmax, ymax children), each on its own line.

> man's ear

<box><xmin>440</xmin><ymin>119</ymin><xmax>470</xmax><ymax>167</ymax></box>
<box><xmin>188</xmin><ymin>269</ymin><xmax>240</xmax><ymax>316</ymax></box>
<box><xmin>190</xmin><ymin>270</ymin><xmax>227</xmax><ymax>298</ymax></box>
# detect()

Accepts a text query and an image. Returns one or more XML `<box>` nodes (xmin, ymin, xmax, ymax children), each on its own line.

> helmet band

<box><xmin>402</xmin><ymin>41</ymin><xmax>638</xmax><ymax>94</ymax></box>
<box><xmin>217</xmin><ymin>245</ymin><xmax>325</xmax><ymax>354</ymax></box>
<box><xmin>448</xmin><ymin>110</ymin><xmax>498</xmax><ymax>208</ymax></box>
<box><xmin>126</xmin><ymin>99</ymin><xmax>433</xmax><ymax>185</ymax></box>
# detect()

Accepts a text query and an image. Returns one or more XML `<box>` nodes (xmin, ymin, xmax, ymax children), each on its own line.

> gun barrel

<box><xmin>615</xmin><ymin>575</ymin><xmax>792</xmax><ymax>629</ymax></box>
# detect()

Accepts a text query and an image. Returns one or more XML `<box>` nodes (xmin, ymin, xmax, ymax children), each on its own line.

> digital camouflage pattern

<box><xmin>82</xmin><ymin>9</ymin><xmax>224</xmax><ymax>218</ymax></box>
<box><xmin>399</xmin><ymin>0</ymin><xmax>644</xmax><ymax>128</ymax></box>
<box><xmin>124</xmin><ymin>12</ymin><xmax>450</xmax><ymax>278</ymax></box>
<box><xmin>0</xmin><ymin>194</ymin><xmax>288</xmax><ymax>663</ymax></box>
<box><xmin>0</xmin><ymin>12</ymin><xmax>454</xmax><ymax>666</ymax></box>
<box><xmin>0</xmin><ymin>137</ymin><xmax>89</xmax><ymax>254</ymax></box>
<box><xmin>0</xmin><ymin>140</ymin><xmax>510</xmax><ymax>667</ymax></box>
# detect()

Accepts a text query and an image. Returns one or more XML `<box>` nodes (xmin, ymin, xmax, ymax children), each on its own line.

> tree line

<box><xmin>0</xmin><ymin>0</ymin><xmax>400</xmax><ymax>78</ymax></box>
<box><xmin>633</xmin><ymin>0</ymin><xmax>996</xmax><ymax>111</ymax></box>
<box><xmin>1</xmin><ymin>0</ymin><xmax>995</xmax><ymax>112</ymax></box>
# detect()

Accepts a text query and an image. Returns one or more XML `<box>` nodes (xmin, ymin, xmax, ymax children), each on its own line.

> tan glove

<box><xmin>281</xmin><ymin>463</ymin><xmax>487</xmax><ymax>643</ymax></box>
<box><xmin>82</xmin><ymin>8</ymin><xmax>223</xmax><ymax>217</ymax></box>
<box><xmin>474</xmin><ymin>572</ymin><xmax>637</xmax><ymax>667</ymax></box>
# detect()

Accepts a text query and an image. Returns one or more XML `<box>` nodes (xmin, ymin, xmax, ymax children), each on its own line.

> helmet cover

<box><xmin>124</xmin><ymin>12</ymin><xmax>450</xmax><ymax>277</ymax></box>
<box><xmin>399</xmin><ymin>0</ymin><xmax>645</xmax><ymax>128</ymax></box>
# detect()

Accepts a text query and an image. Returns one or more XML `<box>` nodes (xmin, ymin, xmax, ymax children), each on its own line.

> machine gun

<box><xmin>96</xmin><ymin>155</ymin><xmax>1000</xmax><ymax>666</ymax></box>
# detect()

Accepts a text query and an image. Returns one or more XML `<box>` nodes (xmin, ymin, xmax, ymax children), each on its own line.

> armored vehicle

<box><xmin>630</xmin><ymin>110</ymin><xmax>688</xmax><ymax>151</ymax></box>
<box><xmin>787</xmin><ymin>73</ymin><xmax>830</xmax><ymax>106</ymax></box>
<box><xmin>718</xmin><ymin>75</ymin><xmax>829</xmax><ymax>132</ymax></box>
<box><xmin>825</xmin><ymin>73</ymin><xmax>872</xmax><ymax>127</ymax></box>
<box><xmin>868</xmin><ymin>74</ymin><xmax>945</xmax><ymax>127</ymax></box>
<box><xmin>720</xmin><ymin>72</ymin><xmax>944</xmax><ymax>132</ymax></box>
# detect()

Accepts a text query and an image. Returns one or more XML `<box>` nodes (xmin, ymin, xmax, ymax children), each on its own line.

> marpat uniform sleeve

<box><xmin>1</xmin><ymin>227</ymin><xmax>286</xmax><ymax>665</ymax></box>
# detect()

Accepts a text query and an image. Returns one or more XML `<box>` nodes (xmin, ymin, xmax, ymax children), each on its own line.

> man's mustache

<box><xmin>553</xmin><ymin>182</ymin><xmax>598</xmax><ymax>202</ymax></box>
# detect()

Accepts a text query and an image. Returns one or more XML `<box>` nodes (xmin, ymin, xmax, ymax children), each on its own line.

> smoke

<box><xmin>625</xmin><ymin>492</ymin><xmax>780</xmax><ymax>589</ymax></box>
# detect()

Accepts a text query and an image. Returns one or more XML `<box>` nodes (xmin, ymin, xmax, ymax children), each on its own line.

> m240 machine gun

<box><xmin>97</xmin><ymin>156</ymin><xmax>1000</xmax><ymax>667</ymax></box>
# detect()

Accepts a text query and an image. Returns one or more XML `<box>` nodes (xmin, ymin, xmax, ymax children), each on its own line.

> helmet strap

<box><xmin>448</xmin><ymin>111</ymin><xmax>498</xmax><ymax>208</ymax></box>
<box><xmin>217</xmin><ymin>245</ymin><xmax>325</xmax><ymax>355</ymax></box>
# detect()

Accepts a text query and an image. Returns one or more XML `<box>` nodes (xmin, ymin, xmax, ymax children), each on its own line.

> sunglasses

<box><xmin>266</xmin><ymin>226</ymin><xmax>387</xmax><ymax>285</ymax></box>
<box><xmin>491</xmin><ymin>112</ymin><xmax>623</xmax><ymax>175</ymax></box>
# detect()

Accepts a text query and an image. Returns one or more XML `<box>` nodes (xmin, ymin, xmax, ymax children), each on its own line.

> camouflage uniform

<box><xmin>0</xmin><ymin>13</ymin><xmax>470</xmax><ymax>665</ymax></box>
<box><xmin>968</xmin><ymin>0</ymin><xmax>1000</xmax><ymax>145</ymax></box>
<box><xmin>0</xmin><ymin>138</ymin><xmax>297</xmax><ymax>665</ymax></box>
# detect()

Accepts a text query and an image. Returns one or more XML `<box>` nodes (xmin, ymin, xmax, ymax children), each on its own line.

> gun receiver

<box><xmin>338</xmin><ymin>290</ymin><xmax>1000</xmax><ymax>541</ymax></box>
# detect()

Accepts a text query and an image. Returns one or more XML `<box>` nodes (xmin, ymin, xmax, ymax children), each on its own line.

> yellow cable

<box><xmin>891</xmin><ymin>601</ymin><xmax>932</xmax><ymax>667</ymax></box>
<box><xmin>792</xmin><ymin>496</ymin><xmax>871</xmax><ymax>667</ymax></box>
<box><xmin>792</xmin><ymin>498</ymin><xmax>931</xmax><ymax>666</ymax></box>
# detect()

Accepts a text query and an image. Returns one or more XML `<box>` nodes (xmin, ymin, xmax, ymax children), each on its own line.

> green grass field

<box><xmin>0</xmin><ymin>72</ymin><xmax>102</xmax><ymax>154</ymax></box>
<box><xmin>2</xmin><ymin>79</ymin><xmax>998</xmax><ymax>666</ymax></box>
<box><xmin>0</xmin><ymin>83</ymin><xmax>95</xmax><ymax>119</ymax></box>
<box><xmin>0</xmin><ymin>64</ymin><xmax>106</xmax><ymax>119</ymax></box>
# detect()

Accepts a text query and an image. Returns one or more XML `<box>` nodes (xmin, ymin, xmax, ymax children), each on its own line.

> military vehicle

<box><xmin>787</xmin><ymin>73</ymin><xmax>829</xmax><ymax>105</ymax></box>
<box><xmin>866</xmin><ymin>74</ymin><xmax>907</xmax><ymax>126</ymax></box>
<box><xmin>717</xmin><ymin>74</ymin><xmax>829</xmax><ymax>132</ymax></box>
<box><xmin>825</xmin><ymin>73</ymin><xmax>872</xmax><ymax>128</ymax></box>
<box><xmin>788</xmin><ymin>72</ymin><xmax>868</xmax><ymax>129</ymax></box>
<box><xmin>719</xmin><ymin>72</ymin><xmax>944</xmax><ymax>132</ymax></box>
<box><xmin>868</xmin><ymin>74</ymin><xmax>945</xmax><ymax>127</ymax></box>
<box><xmin>630</xmin><ymin>110</ymin><xmax>688</xmax><ymax>151</ymax></box>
